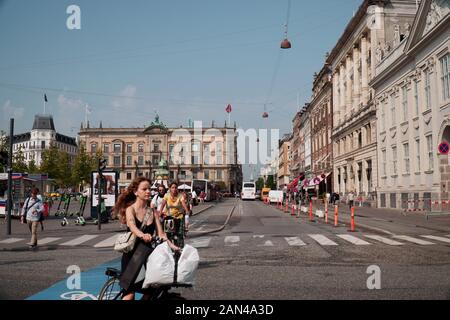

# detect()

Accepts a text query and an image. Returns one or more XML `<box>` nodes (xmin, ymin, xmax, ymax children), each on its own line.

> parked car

<box><xmin>268</xmin><ymin>190</ymin><xmax>283</xmax><ymax>203</ymax></box>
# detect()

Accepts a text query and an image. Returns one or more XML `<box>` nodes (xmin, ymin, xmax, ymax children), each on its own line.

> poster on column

<box><xmin>91</xmin><ymin>171</ymin><xmax>118</xmax><ymax>207</ymax></box>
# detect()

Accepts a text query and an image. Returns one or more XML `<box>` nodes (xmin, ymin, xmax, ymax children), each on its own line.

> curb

<box><xmin>192</xmin><ymin>204</ymin><xmax>214</xmax><ymax>216</ymax></box>
<box><xmin>189</xmin><ymin>200</ymin><xmax>238</xmax><ymax>237</ymax></box>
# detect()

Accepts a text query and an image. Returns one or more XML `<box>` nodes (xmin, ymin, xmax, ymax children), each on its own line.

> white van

<box><xmin>241</xmin><ymin>182</ymin><xmax>256</xmax><ymax>200</ymax></box>
<box><xmin>268</xmin><ymin>190</ymin><xmax>283</xmax><ymax>203</ymax></box>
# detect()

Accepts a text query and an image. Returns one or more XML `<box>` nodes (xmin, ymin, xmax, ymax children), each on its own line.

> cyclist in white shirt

<box><xmin>151</xmin><ymin>185</ymin><xmax>167</xmax><ymax>221</ymax></box>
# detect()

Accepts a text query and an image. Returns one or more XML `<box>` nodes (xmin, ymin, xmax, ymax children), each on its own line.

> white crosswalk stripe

<box><xmin>94</xmin><ymin>235</ymin><xmax>119</xmax><ymax>248</ymax></box>
<box><xmin>60</xmin><ymin>235</ymin><xmax>99</xmax><ymax>246</ymax></box>
<box><xmin>224</xmin><ymin>236</ymin><xmax>240</xmax><ymax>246</ymax></box>
<box><xmin>38</xmin><ymin>237</ymin><xmax>62</xmax><ymax>245</ymax></box>
<box><xmin>308</xmin><ymin>234</ymin><xmax>338</xmax><ymax>246</ymax></box>
<box><xmin>187</xmin><ymin>237</ymin><xmax>211</xmax><ymax>248</ymax></box>
<box><xmin>393</xmin><ymin>235</ymin><xmax>435</xmax><ymax>245</ymax></box>
<box><xmin>364</xmin><ymin>235</ymin><xmax>403</xmax><ymax>246</ymax></box>
<box><xmin>0</xmin><ymin>238</ymin><xmax>24</xmax><ymax>244</ymax></box>
<box><xmin>285</xmin><ymin>237</ymin><xmax>306</xmax><ymax>246</ymax></box>
<box><xmin>337</xmin><ymin>234</ymin><xmax>371</xmax><ymax>245</ymax></box>
<box><xmin>258</xmin><ymin>240</ymin><xmax>274</xmax><ymax>247</ymax></box>
<box><xmin>420</xmin><ymin>235</ymin><xmax>450</xmax><ymax>244</ymax></box>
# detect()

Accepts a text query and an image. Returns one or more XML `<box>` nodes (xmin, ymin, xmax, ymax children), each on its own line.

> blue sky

<box><xmin>0</xmin><ymin>0</ymin><xmax>362</xmax><ymax>179</ymax></box>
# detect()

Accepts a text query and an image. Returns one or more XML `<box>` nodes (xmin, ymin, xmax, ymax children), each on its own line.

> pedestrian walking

<box><xmin>348</xmin><ymin>190</ymin><xmax>355</xmax><ymax>210</ymax></box>
<box><xmin>21</xmin><ymin>187</ymin><xmax>44</xmax><ymax>250</ymax></box>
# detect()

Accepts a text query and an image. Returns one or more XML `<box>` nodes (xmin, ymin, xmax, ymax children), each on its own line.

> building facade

<box><xmin>78</xmin><ymin>117</ymin><xmax>243</xmax><ymax>192</ymax></box>
<box><xmin>310</xmin><ymin>63</ymin><xmax>334</xmax><ymax>194</ymax></box>
<box><xmin>329</xmin><ymin>0</ymin><xmax>417</xmax><ymax>206</ymax></box>
<box><xmin>277</xmin><ymin>133</ymin><xmax>293</xmax><ymax>189</ymax></box>
<box><xmin>10</xmin><ymin>115</ymin><xmax>78</xmax><ymax>166</ymax></box>
<box><xmin>371</xmin><ymin>0</ymin><xmax>450</xmax><ymax>209</ymax></box>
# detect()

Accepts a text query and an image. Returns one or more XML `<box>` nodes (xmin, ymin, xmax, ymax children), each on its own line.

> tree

<box><xmin>255</xmin><ymin>177</ymin><xmax>265</xmax><ymax>190</ymax></box>
<box><xmin>12</xmin><ymin>145</ymin><xmax>27</xmax><ymax>173</ymax></box>
<box><xmin>56</xmin><ymin>151</ymin><xmax>72</xmax><ymax>187</ymax></box>
<box><xmin>40</xmin><ymin>144</ymin><xmax>60</xmax><ymax>180</ymax></box>
<box><xmin>266</xmin><ymin>175</ymin><xmax>277</xmax><ymax>190</ymax></box>
<box><xmin>27</xmin><ymin>159</ymin><xmax>39</xmax><ymax>174</ymax></box>
<box><xmin>72</xmin><ymin>142</ymin><xmax>94</xmax><ymax>190</ymax></box>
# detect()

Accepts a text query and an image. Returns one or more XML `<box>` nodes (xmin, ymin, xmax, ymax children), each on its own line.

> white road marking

<box><xmin>0</xmin><ymin>238</ymin><xmax>24</xmax><ymax>244</ymax></box>
<box><xmin>253</xmin><ymin>235</ymin><xmax>265</xmax><ymax>238</ymax></box>
<box><xmin>258</xmin><ymin>240</ymin><xmax>274</xmax><ymax>247</ymax></box>
<box><xmin>337</xmin><ymin>234</ymin><xmax>371</xmax><ymax>245</ymax></box>
<box><xmin>364</xmin><ymin>235</ymin><xmax>403</xmax><ymax>246</ymax></box>
<box><xmin>60</xmin><ymin>235</ymin><xmax>99</xmax><ymax>246</ymax></box>
<box><xmin>94</xmin><ymin>235</ymin><xmax>120</xmax><ymax>248</ymax></box>
<box><xmin>308</xmin><ymin>234</ymin><xmax>338</xmax><ymax>246</ymax></box>
<box><xmin>224</xmin><ymin>236</ymin><xmax>240</xmax><ymax>246</ymax></box>
<box><xmin>393</xmin><ymin>235</ymin><xmax>435</xmax><ymax>245</ymax></box>
<box><xmin>187</xmin><ymin>237</ymin><xmax>211</xmax><ymax>248</ymax></box>
<box><xmin>420</xmin><ymin>235</ymin><xmax>450</xmax><ymax>244</ymax></box>
<box><xmin>285</xmin><ymin>237</ymin><xmax>306</xmax><ymax>246</ymax></box>
<box><xmin>38</xmin><ymin>237</ymin><xmax>62</xmax><ymax>245</ymax></box>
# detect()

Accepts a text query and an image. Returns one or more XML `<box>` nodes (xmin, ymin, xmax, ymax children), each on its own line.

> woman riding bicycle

<box><xmin>159</xmin><ymin>182</ymin><xmax>191</xmax><ymax>234</ymax></box>
<box><xmin>113</xmin><ymin>177</ymin><xmax>179</xmax><ymax>300</ymax></box>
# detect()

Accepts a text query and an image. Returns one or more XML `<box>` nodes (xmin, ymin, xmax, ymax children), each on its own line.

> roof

<box><xmin>32</xmin><ymin>115</ymin><xmax>55</xmax><ymax>131</ymax></box>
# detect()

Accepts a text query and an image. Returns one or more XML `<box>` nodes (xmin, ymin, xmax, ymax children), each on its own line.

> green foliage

<box><xmin>40</xmin><ymin>144</ymin><xmax>60</xmax><ymax>179</ymax></box>
<box><xmin>27</xmin><ymin>160</ymin><xmax>39</xmax><ymax>174</ymax></box>
<box><xmin>12</xmin><ymin>145</ymin><xmax>27</xmax><ymax>173</ymax></box>
<box><xmin>71</xmin><ymin>142</ymin><xmax>94</xmax><ymax>188</ymax></box>
<box><xmin>255</xmin><ymin>177</ymin><xmax>264</xmax><ymax>190</ymax></box>
<box><xmin>214</xmin><ymin>180</ymin><xmax>227</xmax><ymax>191</ymax></box>
<box><xmin>266</xmin><ymin>175</ymin><xmax>277</xmax><ymax>190</ymax></box>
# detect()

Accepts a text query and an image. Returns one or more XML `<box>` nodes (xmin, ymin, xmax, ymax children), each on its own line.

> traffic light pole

<box><xmin>97</xmin><ymin>173</ymin><xmax>102</xmax><ymax>230</ymax></box>
<box><xmin>6</xmin><ymin>119</ymin><xmax>14</xmax><ymax>236</ymax></box>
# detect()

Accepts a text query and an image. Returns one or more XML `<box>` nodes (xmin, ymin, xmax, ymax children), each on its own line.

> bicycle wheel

<box><xmin>98</xmin><ymin>277</ymin><xmax>123</xmax><ymax>300</ymax></box>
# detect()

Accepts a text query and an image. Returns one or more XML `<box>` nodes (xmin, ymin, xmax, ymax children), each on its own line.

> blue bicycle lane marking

<box><xmin>27</xmin><ymin>258</ymin><xmax>121</xmax><ymax>300</ymax></box>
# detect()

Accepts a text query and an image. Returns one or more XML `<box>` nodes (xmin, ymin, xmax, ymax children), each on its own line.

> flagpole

<box><xmin>85</xmin><ymin>104</ymin><xmax>88</xmax><ymax>127</ymax></box>
<box><xmin>44</xmin><ymin>100</ymin><xmax>46</xmax><ymax>115</ymax></box>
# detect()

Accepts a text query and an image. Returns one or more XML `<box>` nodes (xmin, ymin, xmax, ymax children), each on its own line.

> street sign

<box><xmin>0</xmin><ymin>173</ymin><xmax>7</xmax><ymax>179</ymax></box>
<box><xmin>438</xmin><ymin>141</ymin><xmax>450</xmax><ymax>155</ymax></box>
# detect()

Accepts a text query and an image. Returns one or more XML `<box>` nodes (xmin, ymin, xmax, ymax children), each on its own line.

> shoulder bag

<box><xmin>114</xmin><ymin>207</ymin><xmax>152</xmax><ymax>253</ymax></box>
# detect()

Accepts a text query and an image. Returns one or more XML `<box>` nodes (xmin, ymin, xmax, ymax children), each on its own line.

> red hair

<box><xmin>113</xmin><ymin>176</ymin><xmax>151</xmax><ymax>224</ymax></box>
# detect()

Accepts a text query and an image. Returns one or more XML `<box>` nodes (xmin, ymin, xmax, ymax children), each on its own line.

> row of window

<box><xmin>124</xmin><ymin>169</ymin><xmax>224</xmax><ymax>181</ymax></box>
<box><xmin>14</xmin><ymin>141</ymin><xmax>76</xmax><ymax>153</ymax></box>
<box><xmin>380</xmin><ymin>135</ymin><xmax>433</xmax><ymax>177</ymax></box>
<box><xmin>335</xmin><ymin>124</ymin><xmax>372</xmax><ymax>156</ymax></box>
<box><xmin>91</xmin><ymin>142</ymin><xmax>157</xmax><ymax>154</ymax></box>
<box><xmin>380</xmin><ymin>53</ymin><xmax>450</xmax><ymax>131</ymax></box>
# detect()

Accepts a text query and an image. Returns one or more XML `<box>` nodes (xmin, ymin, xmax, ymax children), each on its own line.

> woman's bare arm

<box><xmin>125</xmin><ymin>206</ymin><xmax>146</xmax><ymax>240</ymax></box>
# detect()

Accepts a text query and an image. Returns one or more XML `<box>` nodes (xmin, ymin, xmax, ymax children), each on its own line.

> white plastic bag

<box><xmin>142</xmin><ymin>242</ymin><xmax>175</xmax><ymax>288</ymax></box>
<box><xmin>177</xmin><ymin>244</ymin><xmax>199</xmax><ymax>285</ymax></box>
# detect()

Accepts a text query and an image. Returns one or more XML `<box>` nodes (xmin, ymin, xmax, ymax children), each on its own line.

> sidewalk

<box><xmin>306</xmin><ymin>201</ymin><xmax>450</xmax><ymax>235</ymax></box>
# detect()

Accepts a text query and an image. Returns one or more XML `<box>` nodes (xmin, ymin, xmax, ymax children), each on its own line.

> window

<box><xmin>127</xmin><ymin>144</ymin><xmax>132</xmax><ymax>153</ymax></box>
<box><xmin>113</xmin><ymin>156</ymin><xmax>121</xmax><ymax>166</ymax></box>
<box><xmin>90</xmin><ymin>143</ymin><xmax>97</xmax><ymax>153</ymax></box>
<box><xmin>403</xmin><ymin>143</ymin><xmax>410</xmax><ymax>174</ymax></box>
<box><xmin>41</xmin><ymin>141</ymin><xmax>45</xmax><ymax>149</ymax></box>
<box><xmin>169</xmin><ymin>171</ymin><xmax>174</xmax><ymax>180</ymax></box>
<box><xmin>381</xmin><ymin>101</ymin><xmax>386</xmax><ymax>132</ymax></box>
<box><xmin>152</xmin><ymin>155</ymin><xmax>159</xmax><ymax>165</ymax></box>
<box><xmin>402</xmin><ymin>86</ymin><xmax>408</xmax><ymax>122</ymax></box>
<box><xmin>191</xmin><ymin>141</ymin><xmax>200</xmax><ymax>164</ymax></box>
<box><xmin>203</xmin><ymin>144</ymin><xmax>210</xmax><ymax>165</ymax></box>
<box><xmin>390</xmin><ymin>94</ymin><xmax>396</xmax><ymax>127</ymax></box>
<box><xmin>414</xmin><ymin>80</ymin><xmax>419</xmax><ymax>116</ymax></box>
<box><xmin>204</xmin><ymin>170</ymin><xmax>209</xmax><ymax>180</ymax></box>
<box><xmin>440</xmin><ymin>53</ymin><xmax>450</xmax><ymax>101</ymax></box>
<box><xmin>426</xmin><ymin>135</ymin><xmax>433</xmax><ymax>170</ymax></box>
<box><xmin>382</xmin><ymin>149</ymin><xmax>387</xmax><ymax>176</ymax></box>
<box><xmin>169</xmin><ymin>144</ymin><xmax>175</xmax><ymax>164</ymax></box>
<box><xmin>126</xmin><ymin>156</ymin><xmax>132</xmax><ymax>166</ymax></box>
<box><xmin>425</xmin><ymin>69</ymin><xmax>432</xmax><ymax>110</ymax></box>
<box><xmin>138</xmin><ymin>156</ymin><xmax>144</xmax><ymax>166</ymax></box>
<box><xmin>392</xmin><ymin>146</ymin><xmax>397</xmax><ymax>175</ymax></box>
<box><xmin>153</xmin><ymin>144</ymin><xmax>159</xmax><ymax>152</ymax></box>
<box><xmin>126</xmin><ymin>172</ymin><xmax>132</xmax><ymax>180</ymax></box>
<box><xmin>416</xmin><ymin>139</ymin><xmax>420</xmax><ymax>172</ymax></box>
<box><xmin>103</xmin><ymin>144</ymin><xmax>109</xmax><ymax>153</ymax></box>
<box><xmin>138</xmin><ymin>144</ymin><xmax>144</xmax><ymax>153</ymax></box>
<box><xmin>358</xmin><ymin>131</ymin><xmax>362</xmax><ymax>148</ymax></box>
<box><xmin>217</xmin><ymin>169</ymin><xmax>222</xmax><ymax>180</ymax></box>
<box><xmin>113</xmin><ymin>143</ymin><xmax>121</xmax><ymax>153</ymax></box>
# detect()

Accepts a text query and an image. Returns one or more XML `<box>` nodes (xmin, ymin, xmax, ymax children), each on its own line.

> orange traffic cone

<box><xmin>334</xmin><ymin>205</ymin><xmax>338</xmax><ymax>227</ymax></box>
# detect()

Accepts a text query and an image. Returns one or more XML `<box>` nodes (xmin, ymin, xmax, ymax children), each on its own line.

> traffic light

<box><xmin>98</xmin><ymin>157</ymin><xmax>107</xmax><ymax>173</ymax></box>
<box><xmin>0</xmin><ymin>151</ymin><xmax>8</xmax><ymax>166</ymax></box>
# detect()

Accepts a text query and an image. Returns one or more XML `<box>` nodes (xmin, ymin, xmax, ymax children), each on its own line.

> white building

<box><xmin>11</xmin><ymin>115</ymin><xmax>78</xmax><ymax>166</ymax></box>
<box><xmin>371</xmin><ymin>0</ymin><xmax>450</xmax><ymax>209</ymax></box>
<box><xmin>329</xmin><ymin>0</ymin><xmax>417</xmax><ymax>206</ymax></box>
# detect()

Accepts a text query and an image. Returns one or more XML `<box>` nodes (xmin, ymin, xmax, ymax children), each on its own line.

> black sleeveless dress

<box><xmin>120</xmin><ymin>217</ymin><xmax>156</xmax><ymax>293</ymax></box>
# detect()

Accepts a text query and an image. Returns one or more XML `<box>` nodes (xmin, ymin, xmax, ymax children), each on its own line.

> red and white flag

<box><xmin>225</xmin><ymin>104</ymin><xmax>232</xmax><ymax>113</ymax></box>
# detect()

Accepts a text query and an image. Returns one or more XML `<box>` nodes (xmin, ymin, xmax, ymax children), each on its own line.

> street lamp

<box><xmin>145</xmin><ymin>160</ymin><xmax>152</xmax><ymax>183</ymax></box>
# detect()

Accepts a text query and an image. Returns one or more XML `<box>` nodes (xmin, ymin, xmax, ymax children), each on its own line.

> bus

<box><xmin>241</xmin><ymin>181</ymin><xmax>256</xmax><ymax>200</ymax></box>
<box><xmin>191</xmin><ymin>179</ymin><xmax>216</xmax><ymax>202</ymax></box>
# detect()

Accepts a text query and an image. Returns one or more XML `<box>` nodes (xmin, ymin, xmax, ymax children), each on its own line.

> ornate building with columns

<box><xmin>329</xmin><ymin>0</ymin><xmax>417</xmax><ymax>205</ymax></box>
<box><xmin>371</xmin><ymin>0</ymin><xmax>450</xmax><ymax>209</ymax></box>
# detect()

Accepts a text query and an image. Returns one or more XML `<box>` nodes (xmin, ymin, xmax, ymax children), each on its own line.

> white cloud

<box><xmin>112</xmin><ymin>85</ymin><xmax>138</xmax><ymax>110</ymax></box>
<box><xmin>2</xmin><ymin>100</ymin><xmax>25</xmax><ymax>119</ymax></box>
<box><xmin>54</xmin><ymin>94</ymin><xmax>86</xmax><ymax>135</ymax></box>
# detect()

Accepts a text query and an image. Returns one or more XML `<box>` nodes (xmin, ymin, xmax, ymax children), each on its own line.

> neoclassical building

<box><xmin>310</xmin><ymin>63</ymin><xmax>333</xmax><ymax>194</ymax></box>
<box><xmin>371</xmin><ymin>0</ymin><xmax>450</xmax><ymax>209</ymax></box>
<box><xmin>78</xmin><ymin>116</ymin><xmax>243</xmax><ymax>192</ymax></box>
<box><xmin>329</xmin><ymin>0</ymin><xmax>417</xmax><ymax>205</ymax></box>
<box><xmin>11</xmin><ymin>115</ymin><xmax>78</xmax><ymax>166</ymax></box>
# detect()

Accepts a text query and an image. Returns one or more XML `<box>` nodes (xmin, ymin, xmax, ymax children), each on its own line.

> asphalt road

<box><xmin>0</xmin><ymin>198</ymin><xmax>449</xmax><ymax>300</ymax></box>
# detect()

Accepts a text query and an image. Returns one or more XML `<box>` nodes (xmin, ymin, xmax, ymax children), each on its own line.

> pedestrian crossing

<box><xmin>1</xmin><ymin>233</ymin><xmax>450</xmax><ymax>249</ymax></box>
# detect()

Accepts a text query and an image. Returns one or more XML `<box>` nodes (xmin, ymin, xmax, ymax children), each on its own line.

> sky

<box><xmin>0</xmin><ymin>0</ymin><xmax>363</xmax><ymax>180</ymax></box>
